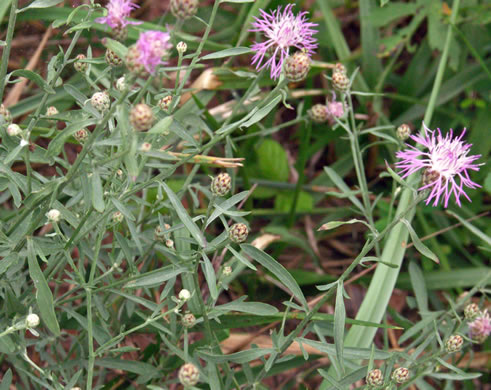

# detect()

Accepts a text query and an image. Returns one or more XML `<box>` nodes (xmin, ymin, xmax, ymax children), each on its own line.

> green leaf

<box><xmin>334</xmin><ymin>281</ymin><xmax>346</xmax><ymax>373</ymax></box>
<box><xmin>214</xmin><ymin>300</ymin><xmax>279</xmax><ymax>316</ymax></box>
<box><xmin>27</xmin><ymin>238</ymin><xmax>60</xmax><ymax>336</ymax></box>
<box><xmin>96</xmin><ymin>358</ymin><xmax>159</xmax><ymax>377</ymax></box>
<box><xmin>446</xmin><ymin>210</ymin><xmax>491</xmax><ymax>247</ymax></box>
<box><xmin>201</xmin><ymin>47</ymin><xmax>251</xmax><ymax>60</ymax></box>
<box><xmin>17</xmin><ymin>0</ymin><xmax>64</xmax><ymax>13</ymax></box>
<box><xmin>257</xmin><ymin>139</ymin><xmax>289</xmax><ymax>182</ymax></box>
<box><xmin>428</xmin><ymin>372</ymin><xmax>482</xmax><ymax>380</ymax></box>
<box><xmin>0</xmin><ymin>369</ymin><xmax>12</xmax><ymax>390</ymax></box>
<box><xmin>161</xmin><ymin>182</ymin><xmax>206</xmax><ymax>247</ymax></box>
<box><xmin>324</xmin><ymin>166</ymin><xmax>364</xmax><ymax>212</ymax></box>
<box><xmin>241</xmin><ymin>95</ymin><xmax>282</xmax><ymax>128</ymax></box>
<box><xmin>124</xmin><ymin>265</ymin><xmax>186</xmax><ymax>288</ymax></box>
<box><xmin>227</xmin><ymin>244</ymin><xmax>257</xmax><ymax>271</ymax></box>
<box><xmin>148</xmin><ymin>116</ymin><xmax>173</xmax><ymax>134</ymax></box>
<box><xmin>199</xmin><ymin>348</ymin><xmax>275</xmax><ymax>364</ymax></box>
<box><xmin>9</xmin><ymin>69</ymin><xmax>55</xmax><ymax>94</ymax></box>
<box><xmin>400</xmin><ymin>219</ymin><xmax>439</xmax><ymax>264</ymax></box>
<box><xmin>102</xmin><ymin>37</ymin><xmax>129</xmax><ymax>60</ymax></box>
<box><xmin>297</xmin><ymin>338</ymin><xmax>392</xmax><ymax>360</ymax></box>
<box><xmin>408</xmin><ymin>261</ymin><xmax>428</xmax><ymax>313</ymax></box>
<box><xmin>318</xmin><ymin>218</ymin><xmax>375</xmax><ymax>233</ymax></box>
<box><xmin>202</xmin><ymin>253</ymin><xmax>217</xmax><ymax>301</ymax></box>
<box><xmin>90</xmin><ymin>169</ymin><xmax>105</xmax><ymax>213</ymax></box>
<box><xmin>275</xmin><ymin>191</ymin><xmax>313</xmax><ymax>213</ymax></box>
<box><xmin>241</xmin><ymin>244</ymin><xmax>307</xmax><ymax>309</ymax></box>
<box><xmin>46</xmin><ymin>119</ymin><xmax>96</xmax><ymax>157</ymax></box>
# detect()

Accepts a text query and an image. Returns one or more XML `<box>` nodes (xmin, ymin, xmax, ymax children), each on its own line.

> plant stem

<box><xmin>0</xmin><ymin>0</ymin><xmax>17</xmax><ymax>101</ymax></box>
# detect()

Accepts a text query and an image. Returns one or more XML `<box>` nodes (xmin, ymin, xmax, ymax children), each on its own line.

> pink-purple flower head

<box><xmin>95</xmin><ymin>0</ymin><xmax>141</xmax><ymax>29</ymax></box>
<box><xmin>469</xmin><ymin>310</ymin><xmax>491</xmax><ymax>343</ymax></box>
<box><xmin>250</xmin><ymin>4</ymin><xmax>318</xmax><ymax>80</ymax></box>
<box><xmin>136</xmin><ymin>31</ymin><xmax>172</xmax><ymax>74</ymax></box>
<box><xmin>395</xmin><ymin>124</ymin><xmax>482</xmax><ymax>208</ymax></box>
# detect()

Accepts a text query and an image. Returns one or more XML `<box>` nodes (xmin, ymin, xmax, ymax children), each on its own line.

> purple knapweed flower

<box><xmin>95</xmin><ymin>0</ymin><xmax>141</xmax><ymax>29</ymax></box>
<box><xmin>395</xmin><ymin>124</ymin><xmax>482</xmax><ymax>208</ymax></box>
<box><xmin>250</xmin><ymin>4</ymin><xmax>318</xmax><ymax>80</ymax></box>
<box><xmin>468</xmin><ymin>310</ymin><xmax>491</xmax><ymax>343</ymax></box>
<box><xmin>135</xmin><ymin>31</ymin><xmax>172</xmax><ymax>74</ymax></box>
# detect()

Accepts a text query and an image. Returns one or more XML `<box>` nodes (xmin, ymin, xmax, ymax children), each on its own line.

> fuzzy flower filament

<box><xmin>250</xmin><ymin>4</ymin><xmax>317</xmax><ymax>80</ymax></box>
<box><xmin>135</xmin><ymin>31</ymin><xmax>172</xmax><ymax>75</ymax></box>
<box><xmin>468</xmin><ymin>310</ymin><xmax>491</xmax><ymax>343</ymax></box>
<box><xmin>95</xmin><ymin>0</ymin><xmax>141</xmax><ymax>29</ymax></box>
<box><xmin>395</xmin><ymin>124</ymin><xmax>482</xmax><ymax>207</ymax></box>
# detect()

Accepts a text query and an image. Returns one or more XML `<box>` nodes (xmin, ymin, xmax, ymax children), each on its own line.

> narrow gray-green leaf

<box><xmin>102</xmin><ymin>37</ymin><xmax>128</xmax><ymax>59</ymax></box>
<box><xmin>199</xmin><ymin>348</ymin><xmax>274</xmax><ymax>364</ymax></box>
<box><xmin>202</xmin><ymin>253</ymin><xmax>217</xmax><ymax>301</ymax></box>
<box><xmin>161</xmin><ymin>182</ymin><xmax>206</xmax><ymax>247</ymax></box>
<box><xmin>27</xmin><ymin>238</ymin><xmax>60</xmax><ymax>336</ymax></box>
<box><xmin>240</xmin><ymin>95</ymin><xmax>282</xmax><ymax>128</ymax></box>
<box><xmin>447</xmin><ymin>210</ymin><xmax>491</xmax><ymax>247</ymax></box>
<box><xmin>241</xmin><ymin>244</ymin><xmax>307</xmax><ymax>308</ymax></box>
<box><xmin>148</xmin><ymin>116</ymin><xmax>173</xmax><ymax>134</ymax></box>
<box><xmin>408</xmin><ymin>261</ymin><xmax>428</xmax><ymax>313</ymax></box>
<box><xmin>201</xmin><ymin>47</ymin><xmax>251</xmax><ymax>60</ymax></box>
<box><xmin>227</xmin><ymin>244</ymin><xmax>257</xmax><ymax>271</ymax></box>
<box><xmin>9</xmin><ymin>69</ymin><xmax>55</xmax><ymax>94</ymax></box>
<box><xmin>401</xmin><ymin>219</ymin><xmax>439</xmax><ymax>264</ymax></box>
<box><xmin>0</xmin><ymin>368</ymin><xmax>12</xmax><ymax>390</ymax></box>
<box><xmin>298</xmin><ymin>338</ymin><xmax>392</xmax><ymax>360</ymax></box>
<box><xmin>324</xmin><ymin>166</ymin><xmax>364</xmax><ymax>211</ymax></box>
<box><xmin>215</xmin><ymin>300</ymin><xmax>278</xmax><ymax>316</ymax></box>
<box><xmin>124</xmin><ymin>265</ymin><xmax>186</xmax><ymax>288</ymax></box>
<box><xmin>91</xmin><ymin>169</ymin><xmax>105</xmax><ymax>213</ymax></box>
<box><xmin>17</xmin><ymin>0</ymin><xmax>64</xmax><ymax>13</ymax></box>
<box><xmin>334</xmin><ymin>281</ymin><xmax>346</xmax><ymax>373</ymax></box>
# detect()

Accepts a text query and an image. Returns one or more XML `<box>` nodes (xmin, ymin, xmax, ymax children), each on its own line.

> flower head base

<box><xmin>95</xmin><ymin>0</ymin><xmax>141</xmax><ymax>31</ymax></box>
<box><xmin>133</xmin><ymin>31</ymin><xmax>172</xmax><ymax>75</ymax></box>
<box><xmin>468</xmin><ymin>310</ymin><xmax>491</xmax><ymax>344</ymax></box>
<box><xmin>445</xmin><ymin>334</ymin><xmax>464</xmax><ymax>353</ymax></box>
<box><xmin>464</xmin><ymin>303</ymin><xmax>480</xmax><ymax>320</ymax></box>
<box><xmin>395</xmin><ymin>124</ymin><xmax>482</xmax><ymax>208</ymax></box>
<box><xmin>250</xmin><ymin>4</ymin><xmax>317</xmax><ymax>80</ymax></box>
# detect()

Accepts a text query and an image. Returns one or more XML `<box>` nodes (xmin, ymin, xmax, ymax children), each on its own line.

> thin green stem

<box><xmin>0</xmin><ymin>0</ymin><xmax>18</xmax><ymax>101</ymax></box>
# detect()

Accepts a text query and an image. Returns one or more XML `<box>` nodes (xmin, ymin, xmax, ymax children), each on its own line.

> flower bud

<box><xmin>7</xmin><ymin>124</ymin><xmax>22</xmax><ymax>137</ymax></box>
<box><xmin>177</xmin><ymin>41</ymin><xmax>187</xmax><ymax>54</ymax></box>
<box><xmin>154</xmin><ymin>225</ymin><xmax>165</xmax><ymax>242</ymax></box>
<box><xmin>112</xmin><ymin>211</ymin><xmax>124</xmax><ymax>224</ymax></box>
<box><xmin>130</xmin><ymin>103</ymin><xmax>154</xmax><ymax>131</ymax></box>
<box><xmin>211</xmin><ymin>172</ymin><xmax>231</xmax><ymax>197</ymax></box>
<box><xmin>332</xmin><ymin>70</ymin><xmax>349</xmax><ymax>92</ymax></box>
<box><xmin>391</xmin><ymin>367</ymin><xmax>409</xmax><ymax>384</ymax></box>
<box><xmin>464</xmin><ymin>303</ymin><xmax>479</xmax><ymax>320</ymax></box>
<box><xmin>26</xmin><ymin>313</ymin><xmax>40</xmax><ymax>328</ymax></box>
<box><xmin>229</xmin><ymin>223</ymin><xmax>248</xmax><ymax>244</ymax></box>
<box><xmin>105</xmin><ymin>49</ymin><xmax>123</xmax><ymax>67</ymax></box>
<box><xmin>125</xmin><ymin>45</ymin><xmax>147</xmax><ymax>76</ymax></box>
<box><xmin>165</xmin><ymin>239</ymin><xmax>174</xmax><ymax>248</ymax></box>
<box><xmin>46</xmin><ymin>106</ymin><xmax>59</xmax><ymax>117</ymax></box>
<box><xmin>334</xmin><ymin>62</ymin><xmax>347</xmax><ymax>75</ymax></box>
<box><xmin>116</xmin><ymin>76</ymin><xmax>127</xmax><ymax>92</ymax></box>
<box><xmin>47</xmin><ymin>209</ymin><xmax>61</xmax><ymax>222</ymax></box>
<box><xmin>0</xmin><ymin>103</ymin><xmax>12</xmax><ymax>124</ymax></box>
<box><xmin>284</xmin><ymin>50</ymin><xmax>311</xmax><ymax>82</ymax></box>
<box><xmin>91</xmin><ymin>91</ymin><xmax>110</xmax><ymax>113</ymax></box>
<box><xmin>397</xmin><ymin>124</ymin><xmax>411</xmax><ymax>141</ymax></box>
<box><xmin>111</xmin><ymin>25</ymin><xmax>128</xmax><ymax>42</ymax></box>
<box><xmin>178</xmin><ymin>363</ymin><xmax>199</xmax><ymax>387</ymax></box>
<box><xmin>179</xmin><ymin>289</ymin><xmax>191</xmax><ymax>301</ymax></box>
<box><xmin>171</xmin><ymin>0</ymin><xmax>198</xmax><ymax>20</ymax></box>
<box><xmin>308</xmin><ymin>104</ymin><xmax>329</xmax><ymax>124</ymax></box>
<box><xmin>140</xmin><ymin>142</ymin><xmax>152</xmax><ymax>152</ymax></box>
<box><xmin>158</xmin><ymin>95</ymin><xmax>173</xmax><ymax>112</ymax></box>
<box><xmin>74</xmin><ymin>128</ymin><xmax>89</xmax><ymax>143</ymax></box>
<box><xmin>182</xmin><ymin>313</ymin><xmax>196</xmax><ymax>328</ymax></box>
<box><xmin>74</xmin><ymin>54</ymin><xmax>88</xmax><ymax>73</ymax></box>
<box><xmin>445</xmin><ymin>334</ymin><xmax>463</xmax><ymax>353</ymax></box>
<box><xmin>223</xmin><ymin>266</ymin><xmax>232</xmax><ymax>276</ymax></box>
<box><xmin>366</xmin><ymin>368</ymin><xmax>383</xmax><ymax>387</ymax></box>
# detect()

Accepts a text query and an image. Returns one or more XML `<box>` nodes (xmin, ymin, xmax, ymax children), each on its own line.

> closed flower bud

<box><xmin>165</xmin><ymin>239</ymin><xmax>174</xmax><ymax>248</ymax></box>
<box><xmin>179</xmin><ymin>289</ymin><xmax>191</xmax><ymax>301</ymax></box>
<box><xmin>105</xmin><ymin>49</ymin><xmax>123</xmax><ymax>67</ymax></box>
<box><xmin>464</xmin><ymin>303</ymin><xmax>479</xmax><ymax>320</ymax></box>
<box><xmin>154</xmin><ymin>225</ymin><xmax>165</xmax><ymax>242</ymax></box>
<box><xmin>91</xmin><ymin>91</ymin><xmax>110</xmax><ymax>113</ymax></box>
<box><xmin>74</xmin><ymin>54</ymin><xmax>88</xmax><ymax>73</ymax></box>
<box><xmin>26</xmin><ymin>313</ymin><xmax>40</xmax><ymax>328</ymax></box>
<box><xmin>111</xmin><ymin>25</ymin><xmax>128</xmax><ymax>42</ymax></box>
<box><xmin>332</xmin><ymin>70</ymin><xmax>349</xmax><ymax>92</ymax></box>
<box><xmin>7</xmin><ymin>124</ymin><xmax>22</xmax><ymax>137</ymax></box>
<box><xmin>130</xmin><ymin>103</ymin><xmax>154</xmax><ymax>131</ymax></box>
<box><xmin>140</xmin><ymin>142</ymin><xmax>152</xmax><ymax>152</ymax></box>
<box><xmin>47</xmin><ymin>209</ymin><xmax>61</xmax><ymax>222</ymax></box>
<box><xmin>112</xmin><ymin>211</ymin><xmax>124</xmax><ymax>224</ymax></box>
<box><xmin>211</xmin><ymin>172</ymin><xmax>231</xmax><ymax>196</ymax></box>
<box><xmin>397</xmin><ymin>124</ymin><xmax>411</xmax><ymax>141</ymax></box>
<box><xmin>177</xmin><ymin>41</ymin><xmax>187</xmax><ymax>54</ymax></box>
<box><xmin>182</xmin><ymin>313</ymin><xmax>196</xmax><ymax>328</ymax></box>
<box><xmin>334</xmin><ymin>62</ymin><xmax>347</xmax><ymax>75</ymax></box>
<box><xmin>229</xmin><ymin>223</ymin><xmax>248</xmax><ymax>243</ymax></box>
<box><xmin>74</xmin><ymin>128</ymin><xmax>89</xmax><ymax>143</ymax></box>
<box><xmin>223</xmin><ymin>266</ymin><xmax>232</xmax><ymax>276</ymax></box>
<box><xmin>46</xmin><ymin>106</ymin><xmax>59</xmax><ymax>117</ymax></box>
<box><xmin>391</xmin><ymin>367</ymin><xmax>409</xmax><ymax>384</ymax></box>
<box><xmin>158</xmin><ymin>95</ymin><xmax>173</xmax><ymax>112</ymax></box>
<box><xmin>116</xmin><ymin>77</ymin><xmax>127</xmax><ymax>92</ymax></box>
<box><xmin>308</xmin><ymin>104</ymin><xmax>329</xmax><ymax>124</ymax></box>
<box><xmin>366</xmin><ymin>368</ymin><xmax>383</xmax><ymax>387</ymax></box>
<box><xmin>171</xmin><ymin>0</ymin><xmax>198</xmax><ymax>20</ymax></box>
<box><xmin>125</xmin><ymin>45</ymin><xmax>147</xmax><ymax>76</ymax></box>
<box><xmin>178</xmin><ymin>363</ymin><xmax>199</xmax><ymax>387</ymax></box>
<box><xmin>445</xmin><ymin>334</ymin><xmax>463</xmax><ymax>353</ymax></box>
<box><xmin>284</xmin><ymin>50</ymin><xmax>311</xmax><ymax>82</ymax></box>
<box><xmin>0</xmin><ymin>103</ymin><xmax>12</xmax><ymax>124</ymax></box>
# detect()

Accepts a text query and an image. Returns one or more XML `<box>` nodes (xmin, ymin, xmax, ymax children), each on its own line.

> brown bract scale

<box><xmin>334</xmin><ymin>62</ymin><xmax>347</xmax><ymax>75</ymax></box>
<box><xmin>105</xmin><ymin>49</ymin><xmax>123</xmax><ymax>67</ymax></box>
<box><xmin>308</xmin><ymin>104</ymin><xmax>329</xmax><ymax>124</ymax></box>
<box><xmin>464</xmin><ymin>303</ymin><xmax>479</xmax><ymax>320</ymax></box>
<box><xmin>284</xmin><ymin>51</ymin><xmax>311</xmax><ymax>82</ymax></box>
<box><xmin>445</xmin><ymin>334</ymin><xmax>463</xmax><ymax>353</ymax></box>
<box><xmin>74</xmin><ymin>54</ymin><xmax>88</xmax><ymax>73</ymax></box>
<box><xmin>211</xmin><ymin>172</ymin><xmax>231</xmax><ymax>196</ymax></box>
<box><xmin>158</xmin><ymin>95</ymin><xmax>173</xmax><ymax>111</ymax></box>
<box><xmin>366</xmin><ymin>368</ymin><xmax>383</xmax><ymax>387</ymax></box>
<box><xmin>178</xmin><ymin>363</ymin><xmax>199</xmax><ymax>387</ymax></box>
<box><xmin>182</xmin><ymin>313</ymin><xmax>196</xmax><ymax>328</ymax></box>
<box><xmin>130</xmin><ymin>104</ymin><xmax>154</xmax><ymax>131</ymax></box>
<box><xmin>125</xmin><ymin>45</ymin><xmax>147</xmax><ymax>76</ymax></box>
<box><xmin>392</xmin><ymin>367</ymin><xmax>409</xmax><ymax>384</ymax></box>
<box><xmin>229</xmin><ymin>223</ymin><xmax>248</xmax><ymax>243</ymax></box>
<box><xmin>74</xmin><ymin>129</ymin><xmax>89</xmax><ymax>143</ymax></box>
<box><xmin>397</xmin><ymin>124</ymin><xmax>411</xmax><ymax>141</ymax></box>
<box><xmin>332</xmin><ymin>70</ymin><xmax>349</xmax><ymax>91</ymax></box>
<box><xmin>170</xmin><ymin>0</ymin><xmax>198</xmax><ymax>20</ymax></box>
<box><xmin>111</xmin><ymin>24</ymin><xmax>128</xmax><ymax>41</ymax></box>
<box><xmin>91</xmin><ymin>91</ymin><xmax>110</xmax><ymax>113</ymax></box>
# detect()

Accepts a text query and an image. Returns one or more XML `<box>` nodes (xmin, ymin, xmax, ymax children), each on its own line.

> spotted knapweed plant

<box><xmin>0</xmin><ymin>0</ymin><xmax>489</xmax><ymax>389</ymax></box>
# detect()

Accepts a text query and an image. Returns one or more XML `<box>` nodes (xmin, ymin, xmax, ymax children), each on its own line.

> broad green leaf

<box><xmin>257</xmin><ymin>139</ymin><xmax>289</xmax><ymax>182</ymax></box>
<box><xmin>9</xmin><ymin>69</ymin><xmax>55</xmax><ymax>94</ymax></box>
<box><xmin>241</xmin><ymin>244</ymin><xmax>307</xmax><ymax>309</ymax></box>
<box><xmin>161</xmin><ymin>182</ymin><xmax>206</xmax><ymax>247</ymax></box>
<box><xmin>27</xmin><ymin>238</ymin><xmax>60</xmax><ymax>336</ymax></box>
<box><xmin>17</xmin><ymin>0</ymin><xmax>64</xmax><ymax>13</ymax></box>
<box><xmin>401</xmin><ymin>219</ymin><xmax>439</xmax><ymax>264</ymax></box>
<box><xmin>0</xmin><ymin>369</ymin><xmax>12</xmax><ymax>390</ymax></box>
<box><xmin>124</xmin><ymin>265</ymin><xmax>186</xmax><ymax>288</ymax></box>
<box><xmin>148</xmin><ymin>116</ymin><xmax>173</xmax><ymax>134</ymax></box>
<box><xmin>201</xmin><ymin>47</ymin><xmax>251</xmax><ymax>60</ymax></box>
